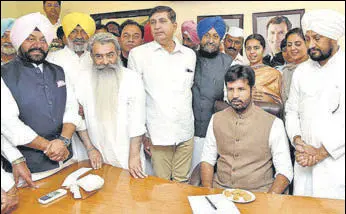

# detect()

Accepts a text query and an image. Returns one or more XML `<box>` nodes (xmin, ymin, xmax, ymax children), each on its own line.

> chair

<box><xmin>253</xmin><ymin>101</ymin><xmax>283</xmax><ymax>118</ymax></box>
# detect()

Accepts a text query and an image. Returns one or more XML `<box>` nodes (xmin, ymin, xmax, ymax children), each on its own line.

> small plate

<box><xmin>222</xmin><ymin>189</ymin><xmax>256</xmax><ymax>203</ymax></box>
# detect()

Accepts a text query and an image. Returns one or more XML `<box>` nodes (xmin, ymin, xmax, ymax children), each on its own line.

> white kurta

<box><xmin>46</xmin><ymin>47</ymin><xmax>93</xmax><ymax>161</ymax></box>
<box><xmin>79</xmin><ymin>68</ymin><xmax>146</xmax><ymax>170</ymax></box>
<box><xmin>285</xmin><ymin>49</ymin><xmax>345</xmax><ymax>200</ymax></box>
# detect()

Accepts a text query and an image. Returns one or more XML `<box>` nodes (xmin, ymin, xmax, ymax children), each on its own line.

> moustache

<box><xmin>231</xmin><ymin>98</ymin><xmax>243</xmax><ymax>103</ymax></box>
<box><xmin>94</xmin><ymin>63</ymin><xmax>118</xmax><ymax>71</ymax></box>
<box><xmin>28</xmin><ymin>48</ymin><xmax>45</xmax><ymax>55</ymax></box>
<box><xmin>227</xmin><ymin>46</ymin><xmax>237</xmax><ymax>51</ymax></box>
<box><xmin>72</xmin><ymin>38</ymin><xmax>86</xmax><ymax>43</ymax></box>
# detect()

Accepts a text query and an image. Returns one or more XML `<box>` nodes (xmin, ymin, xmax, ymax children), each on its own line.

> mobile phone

<box><xmin>38</xmin><ymin>189</ymin><xmax>67</xmax><ymax>205</ymax></box>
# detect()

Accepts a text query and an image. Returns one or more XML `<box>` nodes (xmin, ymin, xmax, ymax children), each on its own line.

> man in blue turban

<box><xmin>197</xmin><ymin>16</ymin><xmax>226</xmax><ymax>41</ymax></box>
<box><xmin>1</xmin><ymin>18</ymin><xmax>16</xmax><ymax>64</ymax></box>
<box><xmin>190</xmin><ymin>16</ymin><xmax>233</xmax><ymax>179</ymax></box>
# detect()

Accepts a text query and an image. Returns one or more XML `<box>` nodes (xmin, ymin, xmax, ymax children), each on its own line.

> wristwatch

<box><xmin>59</xmin><ymin>135</ymin><xmax>72</xmax><ymax>147</ymax></box>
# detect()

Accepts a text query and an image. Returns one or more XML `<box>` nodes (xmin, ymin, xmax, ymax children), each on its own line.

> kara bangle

<box><xmin>12</xmin><ymin>157</ymin><xmax>26</xmax><ymax>165</ymax></box>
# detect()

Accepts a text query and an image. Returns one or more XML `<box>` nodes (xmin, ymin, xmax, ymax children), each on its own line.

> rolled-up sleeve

<box><xmin>200</xmin><ymin>116</ymin><xmax>218</xmax><ymax>166</ymax></box>
<box><xmin>62</xmin><ymin>74</ymin><xmax>81</xmax><ymax>127</ymax></box>
<box><xmin>128</xmin><ymin>72</ymin><xmax>146</xmax><ymax>138</ymax></box>
<box><xmin>1</xmin><ymin>78</ymin><xmax>38</xmax><ymax>146</ymax></box>
<box><xmin>270</xmin><ymin>118</ymin><xmax>293</xmax><ymax>183</ymax></box>
<box><xmin>1</xmin><ymin>135</ymin><xmax>23</xmax><ymax>163</ymax></box>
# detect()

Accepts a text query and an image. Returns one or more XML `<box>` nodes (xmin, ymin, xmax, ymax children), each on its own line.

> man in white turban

<box><xmin>46</xmin><ymin>12</ymin><xmax>102</xmax><ymax>166</ymax></box>
<box><xmin>1</xmin><ymin>12</ymin><xmax>81</xmax><ymax>187</ymax></box>
<box><xmin>224</xmin><ymin>26</ymin><xmax>245</xmax><ymax>65</ymax></box>
<box><xmin>285</xmin><ymin>9</ymin><xmax>345</xmax><ymax>200</ymax></box>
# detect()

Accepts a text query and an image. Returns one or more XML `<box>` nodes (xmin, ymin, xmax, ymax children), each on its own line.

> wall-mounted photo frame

<box><xmin>197</xmin><ymin>14</ymin><xmax>244</xmax><ymax>32</ymax></box>
<box><xmin>90</xmin><ymin>8</ymin><xmax>153</xmax><ymax>31</ymax></box>
<box><xmin>252</xmin><ymin>9</ymin><xmax>305</xmax><ymax>55</ymax></box>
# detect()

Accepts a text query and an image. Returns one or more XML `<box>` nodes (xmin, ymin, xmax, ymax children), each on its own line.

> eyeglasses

<box><xmin>93</xmin><ymin>52</ymin><xmax>117</xmax><ymax>61</ymax></box>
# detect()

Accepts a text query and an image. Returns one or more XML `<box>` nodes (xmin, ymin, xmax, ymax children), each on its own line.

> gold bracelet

<box><xmin>11</xmin><ymin>157</ymin><xmax>26</xmax><ymax>165</ymax></box>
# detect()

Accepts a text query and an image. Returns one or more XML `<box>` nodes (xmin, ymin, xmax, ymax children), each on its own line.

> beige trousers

<box><xmin>151</xmin><ymin>138</ymin><xmax>194</xmax><ymax>182</ymax></box>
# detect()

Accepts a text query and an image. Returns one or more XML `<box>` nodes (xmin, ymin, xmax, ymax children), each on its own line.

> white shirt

<box><xmin>201</xmin><ymin>115</ymin><xmax>293</xmax><ymax>183</ymax></box>
<box><xmin>128</xmin><ymin>40</ymin><xmax>196</xmax><ymax>146</ymax></box>
<box><xmin>285</xmin><ymin>49</ymin><xmax>345</xmax><ymax>199</ymax></box>
<box><xmin>47</xmin><ymin>47</ymin><xmax>93</xmax><ymax>160</ymax></box>
<box><xmin>47</xmin><ymin>46</ymin><xmax>93</xmax><ymax>106</ymax></box>
<box><xmin>79</xmin><ymin>68</ymin><xmax>146</xmax><ymax>169</ymax></box>
<box><xmin>1</xmin><ymin>167</ymin><xmax>15</xmax><ymax>192</ymax></box>
<box><xmin>231</xmin><ymin>53</ymin><xmax>244</xmax><ymax>66</ymax></box>
<box><xmin>223</xmin><ymin>54</ymin><xmax>245</xmax><ymax>101</ymax></box>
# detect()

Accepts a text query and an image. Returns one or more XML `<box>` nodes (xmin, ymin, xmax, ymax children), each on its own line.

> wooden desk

<box><xmin>13</xmin><ymin>161</ymin><xmax>345</xmax><ymax>214</ymax></box>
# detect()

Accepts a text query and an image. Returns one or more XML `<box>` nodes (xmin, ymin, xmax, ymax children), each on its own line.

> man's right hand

<box><xmin>45</xmin><ymin>140</ymin><xmax>69</xmax><ymax>162</ymax></box>
<box><xmin>1</xmin><ymin>186</ymin><xmax>19</xmax><ymax>214</ymax></box>
<box><xmin>12</xmin><ymin>161</ymin><xmax>37</xmax><ymax>188</ymax></box>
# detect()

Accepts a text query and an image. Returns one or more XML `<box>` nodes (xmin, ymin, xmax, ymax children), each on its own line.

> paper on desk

<box><xmin>61</xmin><ymin>167</ymin><xmax>92</xmax><ymax>188</ymax></box>
<box><xmin>188</xmin><ymin>194</ymin><xmax>240</xmax><ymax>214</ymax></box>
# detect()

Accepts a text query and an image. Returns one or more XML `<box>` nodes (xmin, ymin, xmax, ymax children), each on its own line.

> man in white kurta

<box><xmin>285</xmin><ymin>9</ymin><xmax>345</xmax><ymax>200</ymax></box>
<box><xmin>78</xmin><ymin>33</ymin><xmax>146</xmax><ymax>177</ymax></box>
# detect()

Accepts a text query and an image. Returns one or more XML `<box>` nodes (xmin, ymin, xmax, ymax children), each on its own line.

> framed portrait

<box><xmin>90</xmin><ymin>8</ymin><xmax>153</xmax><ymax>33</ymax></box>
<box><xmin>252</xmin><ymin>9</ymin><xmax>305</xmax><ymax>55</ymax></box>
<box><xmin>197</xmin><ymin>14</ymin><xmax>244</xmax><ymax>32</ymax></box>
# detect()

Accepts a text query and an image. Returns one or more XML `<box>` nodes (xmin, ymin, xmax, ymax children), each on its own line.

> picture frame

<box><xmin>252</xmin><ymin>9</ymin><xmax>305</xmax><ymax>55</ymax></box>
<box><xmin>90</xmin><ymin>8</ymin><xmax>153</xmax><ymax>27</ymax></box>
<box><xmin>197</xmin><ymin>14</ymin><xmax>244</xmax><ymax>32</ymax></box>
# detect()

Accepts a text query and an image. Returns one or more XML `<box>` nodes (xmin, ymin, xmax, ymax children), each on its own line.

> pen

<box><xmin>205</xmin><ymin>196</ymin><xmax>217</xmax><ymax>210</ymax></box>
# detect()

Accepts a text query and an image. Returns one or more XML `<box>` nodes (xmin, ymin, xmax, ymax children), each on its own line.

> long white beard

<box><xmin>91</xmin><ymin>62</ymin><xmax>123</xmax><ymax>157</ymax></box>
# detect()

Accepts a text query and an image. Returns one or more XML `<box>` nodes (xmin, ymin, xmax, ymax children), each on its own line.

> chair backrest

<box><xmin>253</xmin><ymin>101</ymin><xmax>283</xmax><ymax>118</ymax></box>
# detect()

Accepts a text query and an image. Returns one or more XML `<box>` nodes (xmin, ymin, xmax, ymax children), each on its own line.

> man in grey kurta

<box><xmin>190</xmin><ymin>16</ymin><xmax>232</xmax><ymax>178</ymax></box>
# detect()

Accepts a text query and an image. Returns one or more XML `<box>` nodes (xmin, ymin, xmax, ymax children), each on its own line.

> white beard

<box><xmin>67</xmin><ymin>38</ymin><xmax>87</xmax><ymax>53</ymax></box>
<box><xmin>91</xmin><ymin>62</ymin><xmax>123</xmax><ymax>146</ymax></box>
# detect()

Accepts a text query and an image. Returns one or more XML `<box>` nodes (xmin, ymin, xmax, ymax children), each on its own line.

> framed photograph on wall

<box><xmin>90</xmin><ymin>8</ymin><xmax>153</xmax><ymax>32</ymax></box>
<box><xmin>197</xmin><ymin>14</ymin><xmax>244</xmax><ymax>33</ymax></box>
<box><xmin>252</xmin><ymin>9</ymin><xmax>305</xmax><ymax>55</ymax></box>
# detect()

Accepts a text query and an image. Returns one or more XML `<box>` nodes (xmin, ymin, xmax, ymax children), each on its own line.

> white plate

<box><xmin>222</xmin><ymin>189</ymin><xmax>256</xmax><ymax>203</ymax></box>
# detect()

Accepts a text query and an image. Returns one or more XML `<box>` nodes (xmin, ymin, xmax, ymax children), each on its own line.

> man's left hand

<box><xmin>45</xmin><ymin>139</ymin><xmax>69</xmax><ymax>161</ymax></box>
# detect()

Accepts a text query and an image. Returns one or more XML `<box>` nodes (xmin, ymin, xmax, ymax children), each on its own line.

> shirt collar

<box><xmin>312</xmin><ymin>47</ymin><xmax>343</xmax><ymax>69</ymax></box>
<box><xmin>151</xmin><ymin>37</ymin><xmax>183</xmax><ymax>54</ymax></box>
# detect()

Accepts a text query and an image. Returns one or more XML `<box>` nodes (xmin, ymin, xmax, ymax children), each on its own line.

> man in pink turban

<box><xmin>2</xmin><ymin>12</ymin><xmax>81</xmax><ymax>190</ymax></box>
<box><xmin>181</xmin><ymin>20</ymin><xmax>199</xmax><ymax>51</ymax></box>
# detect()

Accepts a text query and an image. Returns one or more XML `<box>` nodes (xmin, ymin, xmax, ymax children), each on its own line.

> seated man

<box><xmin>201</xmin><ymin>65</ymin><xmax>293</xmax><ymax>193</ymax></box>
